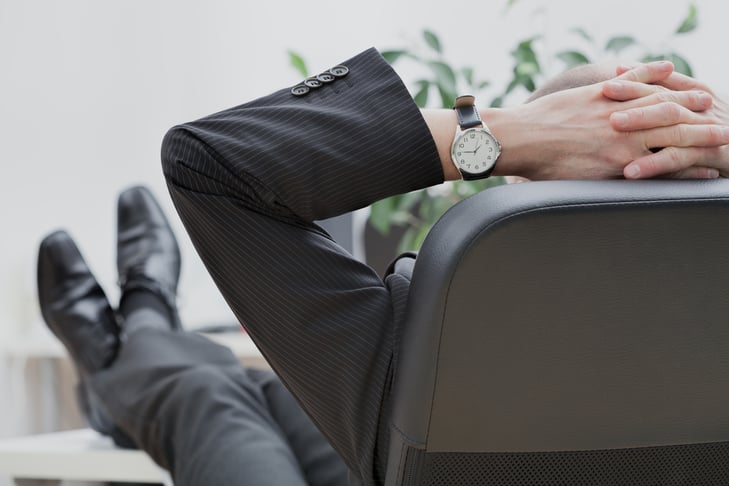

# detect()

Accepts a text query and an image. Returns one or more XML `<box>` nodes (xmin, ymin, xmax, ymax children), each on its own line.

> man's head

<box><xmin>526</xmin><ymin>62</ymin><xmax>618</xmax><ymax>102</ymax></box>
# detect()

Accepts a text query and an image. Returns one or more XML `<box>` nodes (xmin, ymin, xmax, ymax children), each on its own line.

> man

<box><xmin>40</xmin><ymin>50</ymin><xmax>729</xmax><ymax>485</ymax></box>
<box><xmin>158</xmin><ymin>49</ymin><xmax>729</xmax><ymax>484</ymax></box>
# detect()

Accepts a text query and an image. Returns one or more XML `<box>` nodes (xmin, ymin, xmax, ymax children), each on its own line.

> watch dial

<box><xmin>452</xmin><ymin>129</ymin><xmax>498</xmax><ymax>173</ymax></box>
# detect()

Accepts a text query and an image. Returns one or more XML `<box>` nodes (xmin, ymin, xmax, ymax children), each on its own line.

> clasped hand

<box><xmin>605</xmin><ymin>62</ymin><xmax>729</xmax><ymax>179</ymax></box>
<box><xmin>509</xmin><ymin>61</ymin><xmax>729</xmax><ymax>180</ymax></box>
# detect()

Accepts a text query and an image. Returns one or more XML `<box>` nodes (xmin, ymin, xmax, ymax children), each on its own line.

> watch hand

<box><xmin>473</xmin><ymin>144</ymin><xmax>482</xmax><ymax>154</ymax></box>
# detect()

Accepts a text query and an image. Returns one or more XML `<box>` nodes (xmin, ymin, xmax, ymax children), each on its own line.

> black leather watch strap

<box><xmin>454</xmin><ymin>95</ymin><xmax>482</xmax><ymax>129</ymax></box>
<box><xmin>461</xmin><ymin>170</ymin><xmax>487</xmax><ymax>181</ymax></box>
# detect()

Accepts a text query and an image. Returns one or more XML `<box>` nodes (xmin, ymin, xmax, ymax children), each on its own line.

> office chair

<box><xmin>385</xmin><ymin>179</ymin><xmax>729</xmax><ymax>485</ymax></box>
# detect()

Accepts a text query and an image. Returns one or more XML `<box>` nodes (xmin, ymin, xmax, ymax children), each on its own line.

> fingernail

<box><xmin>658</xmin><ymin>61</ymin><xmax>672</xmax><ymax>71</ymax></box>
<box><xmin>722</xmin><ymin>126</ymin><xmax>729</xmax><ymax>140</ymax></box>
<box><xmin>708</xmin><ymin>169</ymin><xmax>720</xmax><ymax>179</ymax></box>
<box><xmin>612</xmin><ymin>112</ymin><xmax>629</xmax><ymax>127</ymax></box>
<box><xmin>625</xmin><ymin>164</ymin><xmax>641</xmax><ymax>178</ymax></box>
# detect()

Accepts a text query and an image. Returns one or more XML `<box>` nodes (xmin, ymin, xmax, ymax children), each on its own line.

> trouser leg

<box><xmin>247</xmin><ymin>369</ymin><xmax>349</xmax><ymax>486</ymax></box>
<box><xmin>88</xmin><ymin>330</ymin><xmax>311</xmax><ymax>486</ymax></box>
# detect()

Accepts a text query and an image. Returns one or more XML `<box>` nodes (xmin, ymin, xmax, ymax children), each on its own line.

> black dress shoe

<box><xmin>37</xmin><ymin>230</ymin><xmax>136</xmax><ymax>447</ymax></box>
<box><xmin>37</xmin><ymin>230</ymin><xmax>119</xmax><ymax>373</ymax></box>
<box><xmin>117</xmin><ymin>185</ymin><xmax>181</xmax><ymax>328</ymax></box>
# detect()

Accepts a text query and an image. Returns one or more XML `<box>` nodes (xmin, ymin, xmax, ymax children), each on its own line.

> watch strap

<box><xmin>461</xmin><ymin>170</ymin><xmax>489</xmax><ymax>181</ymax></box>
<box><xmin>454</xmin><ymin>95</ymin><xmax>482</xmax><ymax>129</ymax></box>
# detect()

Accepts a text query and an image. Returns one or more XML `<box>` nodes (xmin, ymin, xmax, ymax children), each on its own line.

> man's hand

<box><xmin>603</xmin><ymin>62</ymin><xmax>729</xmax><ymax>179</ymax></box>
<box><xmin>484</xmin><ymin>66</ymin><xmax>729</xmax><ymax>181</ymax></box>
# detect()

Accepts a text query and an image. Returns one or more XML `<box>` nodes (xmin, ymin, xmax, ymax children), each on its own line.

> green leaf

<box><xmin>411</xmin><ymin>225</ymin><xmax>432</xmax><ymax>251</ymax></box>
<box><xmin>429</xmin><ymin>61</ymin><xmax>457</xmax><ymax>105</ymax></box>
<box><xmin>556</xmin><ymin>50</ymin><xmax>590</xmax><ymax>68</ymax></box>
<box><xmin>490</xmin><ymin>96</ymin><xmax>504</xmax><ymax>108</ymax></box>
<box><xmin>461</xmin><ymin>67</ymin><xmax>474</xmax><ymax>87</ymax></box>
<box><xmin>515</xmin><ymin>61</ymin><xmax>539</xmax><ymax>77</ymax></box>
<box><xmin>287</xmin><ymin>50</ymin><xmax>308</xmax><ymax>78</ymax></box>
<box><xmin>397</xmin><ymin>228</ymin><xmax>419</xmax><ymax>253</ymax></box>
<box><xmin>570</xmin><ymin>27</ymin><xmax>594</xmax><ymax>44</ymax></box>
<box><xmin>389</xmin><ymin>210</ymin><xmax>413</xmax><ymax>226</ymax></box>
<box><xmin>518</xmin><ymin>75</ymin><xmax>536</xmax><ymax>92</ymax></box>
<box><xmin>605</xmin><ymin>36</ymin><xmax>636</xmax><ymax>53</ymax></box>
<box><xmin>429</xmin><ymin>61</ymin><xmax>457</xmax><ymax>88</ymax></box>
<box><xmin>640</xmin><ymin>53</ymin><xmax>665</xmax><ymax>64</ymax></box>
<box><xmin>423</xmin><ymin>30</ymin><xmax>442</xmax><ymax>53</ymax></box>
<box><xmin>512</xmin><ymin>38</ymin><xmax>540</xmax><ymax>66</ymax></box>
<box><xmin>421</xmin><ymin>192</ymin><xmax>450</xmax><ymax>221</ymax></box>
<box><xmin>478</xmin><ymin>80</ymin><xmax>491</xmax><ymax>90</ymax></box>
<box><xmin>437</xmin><ymin>84</ymin><xmax>456</xmax><ymax>109</ymax></box>
<box><xmin>398</xmin><ymin>190</ymin><xmax>425</xmax><ymax>213</ymax></box>
<box><xmin>413</xmin><ymin>80</ymin><xmax>430</xmax><ymax>107</ymax></box>
<box><xmin>381</xmin><ymin>50</ymin><xmax>408</xmax><ymax>64</ymax></box>
<box><xmin>453</xmin><ymin>180</ymin><xmax>486</xmax><ymax>198</ymax></box>
<box><xmin>503</xmin><ymin>78</ymin><xmax>520</xmax><ymax>96</ymax></box>
<box><xmin>669</xmin><ymin>53</ymin><xmax>693</xmax><ymax>76</ymax></box>
<box><xmin>676</xmin><ymin>3</ymin><xmax>698</xmax><ymax>34</ymax></box>
<box><xmin>369</xmin><ymin>198</ymin><xmax>395</xmax><ymax>235</ymax></box>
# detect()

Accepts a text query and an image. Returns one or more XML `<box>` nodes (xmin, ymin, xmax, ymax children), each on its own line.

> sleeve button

<box><xmin>304</xmin><ymin>77</ymin><xmax>323</xmax><ymax>88</ymax></box>
<box><xmin>290</xmin><ymin>84</ymin><xmax>310</xmax><ymax>96</ymax></box>
<box><xmin>316</xmin><ymin>72</ymin><xmax>336</xmax><ymax>83</ymax></box>
<box><xmin>329</xmin><ymin>65</ymin><xmax>349</xmax><ymax>77</ymax></box>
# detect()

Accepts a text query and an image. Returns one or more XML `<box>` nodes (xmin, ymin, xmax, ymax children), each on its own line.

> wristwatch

<box><xmin>451</xmin><ymin>95</ymin><xmax>501</xmax><ymax>180</ymax></box>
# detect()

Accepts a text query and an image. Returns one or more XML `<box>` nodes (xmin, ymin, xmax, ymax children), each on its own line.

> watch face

<box><xmin>451</xmin><ymin>128</ymin><xmax>500</xmax><ymax>175</ymax></box>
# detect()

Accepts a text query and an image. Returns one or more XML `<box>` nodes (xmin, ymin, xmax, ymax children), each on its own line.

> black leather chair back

<box><xmin>386</xmin><ymin>180</ymin><xmax>729</xmax><ymax>485</ymax></box>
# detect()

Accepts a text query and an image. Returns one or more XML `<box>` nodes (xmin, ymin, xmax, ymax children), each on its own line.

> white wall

<box><xmin>1</xmin><ymin>0</ymin><xmax>728</xmax><ymax>440</ymax></box>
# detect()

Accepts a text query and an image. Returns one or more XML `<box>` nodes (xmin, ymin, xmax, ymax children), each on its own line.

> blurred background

<box><xmin>1</xmin><ymin>0</ymin><xmax>728</xmax><ymax>468</ymax></box>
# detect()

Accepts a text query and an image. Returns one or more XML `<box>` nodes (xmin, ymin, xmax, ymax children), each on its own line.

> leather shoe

<box><xmin>116</xmin><ymin>185</ymin><xmax>181</xmax><ymax>328</ymax></box>
<box><xmin>37</xmin><ymin>230</ymin><xmax>119</xmax><ymax>374</ymax></box>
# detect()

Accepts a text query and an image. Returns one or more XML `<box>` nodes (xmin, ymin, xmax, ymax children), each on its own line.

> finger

<box><xmin>610</xmin><ymin>97</ymin><xmax>712</xmax><ymax>131</ymax></box>
<box><xmin>603</xmin><ymin>79</ymin><xmax>664</xmax><ymax>101</ymax></box>
<box><xmin>616</xmin><ymin>63</ymin><xmax>642</xmax><ymax>76</ymax></box>
<box><xmin>662</xmin><ymin>166</ymin><xmax>720</xmax><ymax>179</ymax></box>
<box><xmin>617</xmin><ymin>64</ymin><xmax>711</xmax><ymax>94</ymax></box>
<box><xmin>604</xmin><ymin>82</ymin><xmax>711</xmax><ymax>109</ymax></box>
<box><xmin>624</xmin><ymin>146</ymin><xmax>727</xmax><ymax>179</ymax></box>
<box><xmin>656</xmin><ymin>71</ymin><xmax>711</xmax><ymax>93</ymax></box>
<box><xmin>642</xmin><ymin>124</ymin><xmax>729</xmax><ymax>150</ymax></box>
<box><xmin>615</xmin><ymin>61</ymin><xmax>674</xmax><ymax>84</ymax></box>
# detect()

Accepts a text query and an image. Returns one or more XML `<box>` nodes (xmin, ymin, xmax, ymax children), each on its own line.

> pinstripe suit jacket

<box><xmin>161</xmin><ymin>48</ymin><xmax>444</xmax><ymax>485</ymax></box>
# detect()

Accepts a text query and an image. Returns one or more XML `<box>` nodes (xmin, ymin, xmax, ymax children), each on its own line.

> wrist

<box><xmin>420</xmin><ymin>108</ymin><xmax>462</xmax><ymax>181</ymax></box>
<box><xmin>480</xmin><ymin>106</ymin><xmax>529</xmax><ymax>177</ymax></box>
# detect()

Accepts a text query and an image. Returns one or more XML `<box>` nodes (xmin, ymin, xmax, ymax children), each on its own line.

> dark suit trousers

<box><xmin>156</xmin><ymin>48</ymin><xmax>442</xmax><ymax>484</ymax></box>
<box><xmin>89</xmin><ymin>329</ymin><xmax>348</xmax><ymax>485</ymax></box>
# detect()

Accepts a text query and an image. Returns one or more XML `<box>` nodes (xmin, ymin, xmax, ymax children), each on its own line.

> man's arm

<box><xmin>160</xmin><ymin>48</ymin><xmax>448</xmax><ymax>481</ymax></box>
<box><xmin>163</xmin><ymin>48</ymin><xmax>444</xmax><ymax>224</ymax></box>
<box><xmin>423</xmin><ymin>60</ymin><xmax>728</xmax><ymax>182</ymax></box>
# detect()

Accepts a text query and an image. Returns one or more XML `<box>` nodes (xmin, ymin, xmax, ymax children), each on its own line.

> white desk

<box><xmin>0</xmin><ymin>428</ymin><xmax>171</xmax><ymax>485</ymax></box>
<box><xmin>2</xmin><ymin>328</ymin><xmax>269</xmax><ymax>434</ymax></box>
<box><xmin>1</xmin><ymin>327</ymin><xmax>265</xmax><ymax>362</ymax></box>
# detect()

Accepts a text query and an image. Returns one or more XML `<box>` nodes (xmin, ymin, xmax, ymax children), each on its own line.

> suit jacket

<box><xmin>161</xmin><ymin>48</ymin><xmax>444</xmax><ymax>485</ymax></box>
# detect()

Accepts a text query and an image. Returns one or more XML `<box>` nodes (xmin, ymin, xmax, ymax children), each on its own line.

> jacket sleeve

<box><xmin>160</xmin><ymin>48</ymin><xmax>442</xmax><ymax>484</ymax></box>
<box><xmin>161</xmin><ymin>47</ymin><xmax>443</xmax><ymax>223</ymax></box>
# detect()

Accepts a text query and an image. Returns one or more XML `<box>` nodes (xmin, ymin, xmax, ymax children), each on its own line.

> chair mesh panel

<box><xmin>402</xmin><ymin>442</ymin><xmax>729</xmax><ymax>485</ymax></box>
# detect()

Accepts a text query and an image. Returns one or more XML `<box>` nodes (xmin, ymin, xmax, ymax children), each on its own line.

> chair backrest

<box><xmin>385</xmin><ymin>180</ymin><xmax>729</xmax><ymax>485</ymax></box>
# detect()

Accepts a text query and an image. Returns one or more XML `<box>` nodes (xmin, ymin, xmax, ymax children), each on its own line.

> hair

<box><xmin>526</xmin><ymin>62</ymin><xmax>619</xmax><ymax>102</ymax></box>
